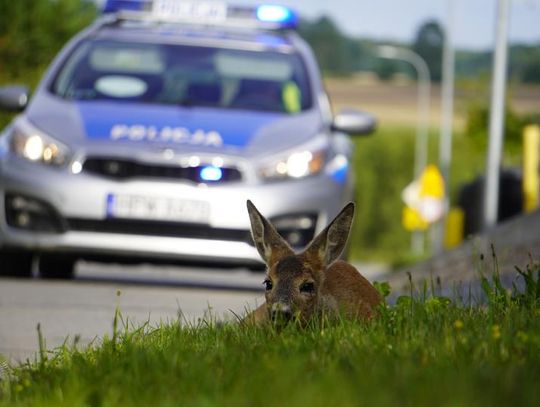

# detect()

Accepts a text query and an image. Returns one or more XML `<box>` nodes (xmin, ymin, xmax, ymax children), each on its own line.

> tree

<box><xmin>298</xmin><ymin>16</ymin><xmax>351</xmax><ymax>75</ymax></box>
<box><xmin>0</xmin><ymin>0</ymin><xmax>96</xmax><ymax>82</ymax></box>
<box><xmin>412</xmin><ymin>20</ymin><xmax>444</xmax><ymax>82</ymax></box>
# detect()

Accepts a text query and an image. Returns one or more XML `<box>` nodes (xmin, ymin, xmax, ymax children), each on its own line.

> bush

<box><xmin>0</xmin><ymin>1</ymin><xmax>96</xmax><ymax>130</ymax></box>
<box><xmin>349</xmin><ymin>126</ymin><xmax>417</xmax><ymax>261</ymax></box>
<box><xmin>465</xmin><ymin>101</ymin><xmax>531</xmax><ymax>155</ymax></box>
<box><xmin>0</xmin><ymin>0</ymin><xmax>96</xmax><ymax>83</ymax></box>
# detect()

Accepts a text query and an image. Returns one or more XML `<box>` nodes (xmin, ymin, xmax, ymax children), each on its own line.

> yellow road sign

<box><xmin>402</xmin><ymin>165</ymin><xmax>446</xmax><ymax>231</ymax></box>
<box><xmin>419</xmin><ymin>164</ymin><xmax>445</xmax><ymax>199</ymax></box>
<box><xmin>402</xmin><ymin>206</ymin><xmax>428</xmax><ymax>231</ymax></box>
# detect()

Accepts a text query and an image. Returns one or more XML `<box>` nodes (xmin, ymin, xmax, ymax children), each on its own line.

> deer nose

<box><xmin>270</xmin><ymin>303</ymin><xmax>293</xmax><ymax>322</ymax></box>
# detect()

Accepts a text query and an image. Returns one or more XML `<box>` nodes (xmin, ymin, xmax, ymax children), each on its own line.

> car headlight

<box><xmin>260</xmin><ymin>150</ymin><xmax>325</xmax><ymax>180</ymax></box>
<box><xmin>9</xmin><ymin>118</ymin><xmax>71</xmax><ymax>166</ymax></box>
<box><xmin>258</xmin><ymin>138</ymin><xmax>328</xmax><ymax>180</ymax></box>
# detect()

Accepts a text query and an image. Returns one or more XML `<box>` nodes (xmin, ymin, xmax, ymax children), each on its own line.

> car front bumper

<box><xmin>0</xmin><ymin>155</ymin><xmax>352</xmax><ymax>266</ymax></box>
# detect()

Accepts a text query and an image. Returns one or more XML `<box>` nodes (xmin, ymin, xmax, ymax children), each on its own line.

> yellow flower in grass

<box><xmin>491</xmin><ymin>325</ymin><xmax>501</xmax><ymax>340</ymax></box>
<box><xmin>454</xmin><ymin>320</ymin><xmax>464</xmax><ymax>330</ymax></box>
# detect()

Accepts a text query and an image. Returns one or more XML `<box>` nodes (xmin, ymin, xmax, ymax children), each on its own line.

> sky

<box><xmin>246</xmin><ymin>0</ymin><xmax>540</xmax><ymax>50</ymax></box>
<box><xmin>97</xmin><ymin>0</ymin><xmax>540</xmax><ymax>50</ymax></box>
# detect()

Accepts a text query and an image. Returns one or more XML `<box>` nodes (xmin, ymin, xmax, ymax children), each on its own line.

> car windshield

<box><xmin>52</xmin><ymin>39</ymin><xmax>312</xmax><ymax>114</ymax></box>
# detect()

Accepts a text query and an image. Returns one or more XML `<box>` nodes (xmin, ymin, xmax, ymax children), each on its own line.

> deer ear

<box><xmin>303</xmin><ymin>202</ymin><xmax>355</xmax><ymax>268</ymax></box>
<box><xmin>246</xmin><ymin>200</ymin><xmax>294</xmax><ymax>266</ymax></box>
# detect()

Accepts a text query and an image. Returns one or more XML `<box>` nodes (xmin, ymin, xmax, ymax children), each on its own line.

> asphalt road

<box><xmin>0</xmin><ymin>262</ymin><xmax>265</xmax><ymax>364</ymax></box>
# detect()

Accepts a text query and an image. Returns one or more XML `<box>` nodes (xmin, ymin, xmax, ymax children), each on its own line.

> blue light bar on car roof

<box><xmin>103</xmin><ymin>0</ymin><xmax>150</xmax><ymax>13</ymax></box>
<box><xmin>102</xmin><ymin>0</ymin><xmax>298</xmax><ymax>30</ymax></box>
<box><xmin>256</xmin><ymin>5</ymin><xmax>297</xmax><ymax>28</ymax></box>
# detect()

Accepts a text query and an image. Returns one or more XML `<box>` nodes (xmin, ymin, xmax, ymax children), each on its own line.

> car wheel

<box><xmin>39</xmin><ymin>254</ymin><xmax>76</xmax><ymax>279</ymax></box>
<box><xmin>0</xmin><ymin>250</ymin><xmax>34</xmax><ymax>277</ymax></box>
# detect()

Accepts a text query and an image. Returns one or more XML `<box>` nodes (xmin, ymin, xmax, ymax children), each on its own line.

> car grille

<box><xmin>66</xmin><ymin>218</ymin><xmax>254</xmax><ymax>244</ymax></box>
<box><xmin>82</xmin><ymin>157</ymin><xmax>242</xmax><ymax>183</ymax></box>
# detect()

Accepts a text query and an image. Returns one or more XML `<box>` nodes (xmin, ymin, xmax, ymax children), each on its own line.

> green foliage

<box><xmin>301</xmin><ymin>15</ymin><xmax>540</xmax><ymax>83</ymax></box>
<box><xmin>455</xmin><ymin>50</ymin><xmax>492</xmax><ymax>81</ymax></box>
<box><xmin>412</xmin><ymin>20</ymin><xmax>444</xmax><ymax>82</ymax></box>
<box><xmin>373</xmin><ymin>281</ymin><xmax>391</xmax><ymax>299</ymax></box>
<box><xmin>465</xmin><ymin>100</ymin><xmax>532</xmax><ymax>155</ymax></box>
<box><xmin>509</xmin><ymin>45</ymin><xmax>540</xmax><ymax>83</ymax></box>
<box><xmin>1</xmin><ymin>268</ymin><xmax>540</xmax><ymax>406</ymax></box>
<box><xmin>298</xmin><ymin>16</ymin><xmax>360</xmax><ymax>75</ymax></box>
<box><xmin>513</xmin><ymin>261</ymin><xmax>540</xmax><ymax>309</ymax></box>
<box><xmin>349</xmin><ymin>126</ymin><xmax>415</xmax><ymax>259</ymax></box>
<box><xmin>0</xmin><ymin>0</ymin><xmax>96</xmax><ymax>83</ymax></box>
<box><xmin>0</xmin><ymin>0</ymin><xmax>96</xmax><ymax>130</ymax></box>
<box><xmin>456</xmin><ymin>45</ymin><xmax>540</xmax><ymax>84</ymax></box>
<box><xmin>373</xmin><ymin>58</ymin><xmax>413</xmax><ymax>81</ymax></box>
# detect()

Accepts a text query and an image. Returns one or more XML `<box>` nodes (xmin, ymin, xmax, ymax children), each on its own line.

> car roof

<box><xmin>87</xmin><ymin>17</ymin><xmax>300</xmax><ymax>53</ymax></box>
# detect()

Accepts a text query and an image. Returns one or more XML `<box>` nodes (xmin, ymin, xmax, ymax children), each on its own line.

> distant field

<box><xmin>325</xmin><ymin>77</ymin><xmax>540</xmax><ymax>129</ymax></box>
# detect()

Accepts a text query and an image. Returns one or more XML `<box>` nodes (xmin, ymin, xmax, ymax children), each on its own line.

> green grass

<box><xmin>1</xmin><ymin>264</ymin><xmax>539</xmax><ymax>406</ymax></box>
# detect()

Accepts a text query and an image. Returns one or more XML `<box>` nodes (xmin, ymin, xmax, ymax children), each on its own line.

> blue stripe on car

<box><xmin>77</xmin><ymin>101</ymin><xmax>281</xmax><ymax>148</ymax></box>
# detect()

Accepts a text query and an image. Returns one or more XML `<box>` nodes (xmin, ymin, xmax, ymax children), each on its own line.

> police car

<box><xmin>0</xmin><ymin>0</ymin><xmax>375</xmax><ymax>278</ymax></box>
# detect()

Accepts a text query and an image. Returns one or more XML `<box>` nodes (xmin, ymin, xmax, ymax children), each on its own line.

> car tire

<box><xmin>39</xmin><ymin>254</ymin><xmax>76</xmax><ymax>279</ymax></box>
<box><xmin>0</xmin><ymin>250</ymin><xmax>34</xmax><ymax>277</ymax></box>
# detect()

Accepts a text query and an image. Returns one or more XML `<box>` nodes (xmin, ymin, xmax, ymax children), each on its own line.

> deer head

<box><xmin>247</xmin><ymin>200</ymin><xmax>355</xmax><ymax>323</ymax></box>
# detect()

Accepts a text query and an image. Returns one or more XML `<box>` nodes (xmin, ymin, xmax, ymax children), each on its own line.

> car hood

<box><xmin>26</xmin><ymin>96</ymin><xmax>324</xmax><ymax>158</ymax></box>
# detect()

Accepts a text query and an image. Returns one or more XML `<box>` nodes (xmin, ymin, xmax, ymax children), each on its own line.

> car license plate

<box><xmin>152</xmin><ymin>0</ymin><xmax>227</xmax><ymax>23</ymax></box>
<box><xmin>107</xmin><ymin>194</ymin><xmax>210</xmax><ymax>223</ymax></box>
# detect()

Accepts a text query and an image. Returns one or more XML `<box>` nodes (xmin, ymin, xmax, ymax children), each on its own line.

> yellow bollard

<box><xmin>523</xmin><ymin>125</ymin><xmax>540</xmax><ymax>213</ymax></box>
<box><xmin>444</xmin><ymin>207</ymin><xmax>464</xmax><ymax>249</ymax></box>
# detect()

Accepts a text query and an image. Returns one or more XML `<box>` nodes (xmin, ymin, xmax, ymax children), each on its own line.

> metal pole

<box><xmin>484</xmin><ymin>0</ymin><xmax>511</xmax><ymax>230</ymax></box>
<box><xmin>411</xmin><ymin>54</ymin><xmax>431</xmax><ymax>255</ymax></box>
<box><xmin>377</xmin><ymin>46</ymin><xmax>431</xmax><ymax>179</ymax></box>
<box><xmin>414</xmin><ymin>57</ymin><xmax>431</xmax><ymax>180</ymax></box>
<box><xmin>434</xmin><ymin>0</ymin><xmax>456</xmax><ymax>253</ymax></box>
<box><xmin>377</xmin><ymin>46</ymin><xmax>431</xmax><ymax>254</ymax></box>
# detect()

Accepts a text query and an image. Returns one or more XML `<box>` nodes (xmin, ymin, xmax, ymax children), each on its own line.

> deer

<box><xmin>244</xmin><ymin>200</ymin><xmax>382</xmax><ymax>324</ymax></box>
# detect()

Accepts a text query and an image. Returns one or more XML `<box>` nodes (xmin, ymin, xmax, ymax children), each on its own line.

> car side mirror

<box><xmin>332</xmin><ymin>108</ymin><xmax>376</xmax><ymax>136</ymax></box>
<box><xmin>0</xmin><ymin>85</ymin><xmax>30</xmax><ymax>112</ymax></box>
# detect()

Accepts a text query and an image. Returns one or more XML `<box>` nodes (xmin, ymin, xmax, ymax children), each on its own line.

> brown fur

<box><xmin>244</xmin><ymin>201</ymin><xmax>382</xmax><ymax>324</ymax></box>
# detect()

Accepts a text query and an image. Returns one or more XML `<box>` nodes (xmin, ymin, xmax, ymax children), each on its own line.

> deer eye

<box><xmin>263</xmin><ymin>279</ymin><xmax>273</xmax><ymax>291</ymax></box>
<box><xmin>300</xmin><ymin>282</ymin><xmax>315</xmax><ymax>294</ymax></box>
